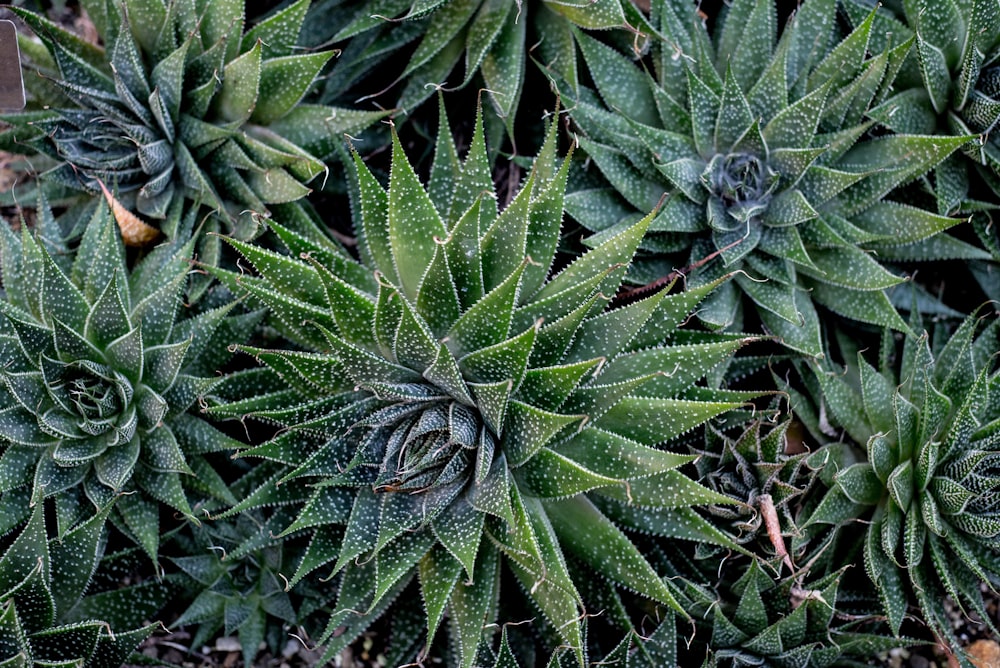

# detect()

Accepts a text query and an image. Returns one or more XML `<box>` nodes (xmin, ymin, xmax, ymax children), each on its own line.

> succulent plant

<box><xmin>559</xmin><ymin>0</ymin><xmax>988</xmax><ymax>356</ymax></box>
<box><xmin>0</xmin><ymin>198</ymin><xmax>261</xmax><ymax>562</ymax></box>
<box><xmin>0</xmin><ymin>499</ymin><xmax>159</xmax><ymax>667</ymax></box>
<box><xmin>542</xmin><ymin>560</ymin><xmax>907</xmax><ymax>668</ymax></box>
<box><xmin>206</xmin><ymin>104</ymin><xmax>759</xmax><ymax>666</ymax></box>
<box><xmin>694</xmin><ymin>418</ymin><xmax>827</xmax><ymax>567</ymax></box>
<box><xmin>685</xmin><ymin>559</ymin><xmax>906</xmax><ymax>667</ymax></box>
<box><xmin>483</xmin><ymin>624</ymin><xmax>677</xmax><ymax>668</ymax></box>
<box><xmin>970</xmin><ymin>211</ymin><xmax>1000</xmax><ymax>300</ymax></box>
<box><xmin>1</xmin><ymin>0</ymin><xmax>386</xmax><ymax>232</ymax></box>
<box><xmin>862</xmin><ymin>0</ymin><xmax>1000</xmax><ymax>213</ymax></box>
<box><xmin>303</xmin><ymin>0</ymin><xmax>658</xmax><ymax>136</ymax></box>
<box><xmin>169</xmin><ymin>506</ymin><xmax>328</xmax><ymax>668</ymax></box>
<box><xmin>801</xmin><ymin>309</ymin><xmax>1000</xmax><ymax>660</ymax></box>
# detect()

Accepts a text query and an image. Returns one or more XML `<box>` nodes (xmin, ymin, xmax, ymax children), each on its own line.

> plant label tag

<box><xmin>0</xmin><ymin>20</ymin><xmax>25</xmax><ymax>110</ymax></box>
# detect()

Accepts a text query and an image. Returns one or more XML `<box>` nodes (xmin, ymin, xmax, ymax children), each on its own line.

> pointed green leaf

<box><xmin>388</xmin><ymin>129</ymin><xmax>448</xmax><ymax>299</ymax></box>
<box><xmin>546</xmin><ymin>495</ymin><xmax>683</xmax><ymax>613</ymax></box>
<box><xmin>214</xmin><ymin>41</ymin><xmax>261</xmax><ymax>124</ymax></box>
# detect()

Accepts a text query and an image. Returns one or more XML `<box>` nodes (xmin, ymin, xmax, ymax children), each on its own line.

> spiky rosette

<box><xmin>169</xmin><ymin>505</ymin><xmax>331</xmax><ymax>668</ymax></box>
<box><xmin>304</xmin><ymin>0</ymin><xmax>659</xmax><ymax>133</ymax></box>
<box><xmin>1</xmin><ymin>0</ymin><xmax>386</xmax><ymax>230</ymax></box>
<box><xmin>684</xmin><ymin>559</ymin><xmax>906</xmax><ymax>667</ymax></box>
<box><xmin>801</xmin><ymin>310</ymin><xmax>1000</xmax><ymax>661</ymax></box>
<box><xmin>694</xmin><ymin>418</ymin><xmax>826</xmax><ymax>565</ymax></box>
<box><xmin>206</xmin><ymin>104</ymin><xmax>759</xmax><ymax>666</ymax></box>
<box><xmin>864</xmin><ymin>0</ymin><xmax>1000</xmax><ymax>212</ymax></box>
<box><xmin>0</xmin><ymin>199</ymin><xmax>261</xmax><ymax>562</ymax></box>
<box><xmin>560</xmin><ymin>0</ymin><xmax>986</xmax><ymax>356</ymax></box>
<box><xmin>533</xmin><ymin>562</ymin><xmax>909</xmax><ymax>668</ymax></box>
<box><xmin>0</xmin><ymin>500</ymin><xmax>160</xmax><ymax>668</ymax></box>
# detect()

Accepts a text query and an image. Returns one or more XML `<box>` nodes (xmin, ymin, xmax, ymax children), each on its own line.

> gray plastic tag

<box><xmin>0</xmin><ymin>20</ymin><xmax>25</xmax><ymax>110</ymax></box>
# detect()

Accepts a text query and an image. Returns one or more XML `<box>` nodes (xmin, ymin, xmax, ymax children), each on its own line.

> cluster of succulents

<box><xmin>2</xmin><ymin>0</ymin><xmax>387</xmax><ymax>232</ymax></box>
<box><xmin>0</xmin><ymin>0</ymin><xmax>998</xmax><ymax>666</ymax></box>
<box><xmin>560</xmin><ymin>0</ymin><xmax>989</xmax><ymax>356</ymax></box>
<box><xmin>802</xmin><ymin>310</ymin><xmax>1000</xmax><ymax>648</ymax></box>
<box><xmin>200</xmin><ymin>104</ymin><xmax>761</xmax><ymax>665</ymax></box>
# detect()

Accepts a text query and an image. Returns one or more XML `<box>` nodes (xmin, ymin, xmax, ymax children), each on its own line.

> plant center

<box><xmin>703</xmin><ymin>152</ymin><xmax>778</xmax><ymax>230</ymax></box>
<box><xmin>371</xmin><ymin>400</ymin><xmax>492</xmax><ymax>494</ymax></box>
<box><xmin>59</xmin><ymin>361</ymin><xmax>133</xmax><ymax>437</ymax></box>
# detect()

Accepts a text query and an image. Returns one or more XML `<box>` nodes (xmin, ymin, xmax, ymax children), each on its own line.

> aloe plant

<box><xmin>305</xmin><ymin>0</ymin><xmax>658</xmax><ymax>136</ymax></box>
<box><xmin>686</xmin><ymin>559</ymin><xmax>906</xmax><ymax>667</ymax></box>
<box><xmin>169</xmin><ymin>506</ymin><xmax>331</xmax><ymax>668</ymax></box>
<box><xmin>1</xmin><ymin>0</ymin><xmax>387</xmax><ymax>234</ymax></box>
<box><xmin>524</xmin><ymin>562</ymin><xmax>907</xmax><ymax>668</ymax></box>
<box><xmin>205</xmin><ymin>103</ymin><xmax>759</xmax><ymax>666</ymax></box>
<box><xmin>0</xmin><ymin>499</ymin><xmax>159</xmax><ymax>667</ymax></box>
<box><xmin>695</xmin><ymin>418</ymin><xmax>828</xmax><ymax>567</ymax></box>
<box><xmin>801</xmin><ymin>310</ymin><xmax>1000</xmax><ymax>662</ymax></box>
<box><xmin>0</xmin><ymin>198</ymin><xmax>261</xmax><ymax>563</ymax></box>
<box><xmin>861</xmin><ymin>0</ymin><xmax>1000</xmax><ymax>213</ymax></box>
<box><xmin>559</xmin><ymin>0</ymin><xmax>987</xmax><ymax>356</ymax></box>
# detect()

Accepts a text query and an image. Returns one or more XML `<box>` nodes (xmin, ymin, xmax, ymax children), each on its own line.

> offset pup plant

<box><xmin>561</xmin><ymin>0</ymin><xmax>983</xmax><ymax>356</ymax></box>
<box><xmin>2</xmin><ymin>0</ymin><xmax>387</xmax><ymax>235</ymax></box>
<box><xmin>694</xmin><ymin>418</ymin><xmax>825</xmax><ymax>561</ymax></box>
<box><xmin>305</xmin><ymin>0</ymin><xmax>657</xmax><ymax>134</ymax></box>
<box><xmin>207</xmin><ymin>105</ymin><xmax>757</xmax><ymax>665</ymax></box>
<box><xmin>801</xmin><ymin>311</ymin><xmax>1000</xmax><ymax>662</ymax></box>
<box><xmin>169</xmin><ymin>507</ymin><xmax>331</xmax><ymax>668</ymax></box>
<box><xmin>684</xmin><ymin>558</ymin><xmax>903</xmax><ymax>667</ymax></box>
<box><xmin>0</xmin><ymin>500</ymin><xmax>159</xmax><ymax>668</ymax></box>
<box><xmin>0</xmin><ymin>198</ymin><xmax>260</xmax><ymax>563</ymax></box>
<box><xmin>867</xmin><ymin>0</ymin><xmax>1000</xmax><ymax>213</ymax></box>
